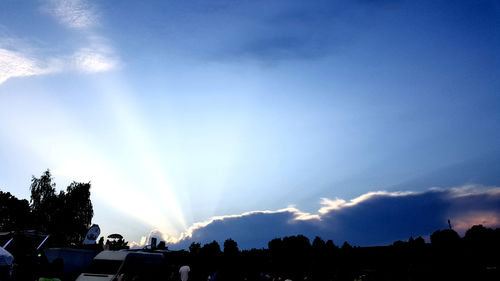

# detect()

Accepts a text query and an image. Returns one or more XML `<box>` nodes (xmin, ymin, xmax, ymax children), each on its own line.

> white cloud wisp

<box><xmin>0</xmin><ymin>48</ymin><xmax>60</xmax><ymax>84</ymax></box>
<box><xmin>44</xmin><ymin>0</ymin><xmax>98</xmax><ymax>29</ymax></box>
<box><xmin>0</xmin><ymin>1</ymin><xmax>119</xmax><ymax>85</ymax></box>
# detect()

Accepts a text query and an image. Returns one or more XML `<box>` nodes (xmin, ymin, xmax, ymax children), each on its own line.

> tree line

<box><xmin>0</xmin><ymin>169</ymin><xmax>93</xmax><ymax>246</ymax></box>
<box><xmin>176</xmin><ymin>226</ymin><xmax>500</xmax><ymax>281</ymax></box>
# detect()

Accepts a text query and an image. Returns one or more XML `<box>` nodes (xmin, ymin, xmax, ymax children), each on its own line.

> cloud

<box><xmin>0</xmin><ymin>1</ymin><xmax>119</xmax><ymax>85</ymax></box>
<box><xmin>453</xmin><ymin>211</ymin><xmax>500</xmax><ymax>233</ymax></box>
<box><xmin>176</xmin><ymin>207</ymin><xmax>320</xmax><ymax>243</ymax></box>
<box><xmin>73</xmin><ymin>47</ymin><xmax>118</xmax><ymax>73</ymax></box>
<box><xmin>0</xmin><ymin>43</ymin><xmax>117</xmax><ymax>84</ymax></box>
<box><xmin>131</xmin><ymin>186</ymin><xmax>500</xmax><ymax>250</ymax></box>
<box><xmin>130</xmin><ymin>229</ymin><xmax>172</xmax><ymax>249</ymax></box>
<box><xmin>43</xmin><ymin>0</ymin><xmax>120</xmax><ymax>73</ymax></box>
<box><xmin>0</xmin><ymin>48</ymin><xmax>60</xmax><ymax>84</ymax></box>
<box><xmin>44</xmin><ymin>0</ymin><xmax>98</xmax><ymax>29</ymax></box>
<box><xmin>318</xmin><ymin>190</ymin><xmax>417</xmax><ymax>214</ymax></box>
<box><xmin>129</xmin><ymin>237</ymin><xmax>147</xmax><ymax>249</ymax></box>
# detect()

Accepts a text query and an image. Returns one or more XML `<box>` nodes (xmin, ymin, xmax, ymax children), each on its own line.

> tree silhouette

<box><xmin>30</xmin><ymin>170</ymin><xmax>56</xmax><ymax>212</ymax></box>
<box><xmin>282</xmin><ymin>235</ymin><xmax>311</xmax><ymax>254</ymax></box>
<box><xmin>106</xmin><ymin>237</ymin><xmax>128</xmax><ymax>249</ymax></box>
<box><xmin>201</xmin><ymin>240</ymin><xmax>221</xmax><ymax>257</ymax></box>
<box><xmin>59</xmin><ymin>181</ymin><xmax>93</xmax><ymax>245</ymax></box>
<box><xmin>189</xmin><ymin>242</ymin><xmax>201</xmax><ymax>254</ymax></box>
<box><xmin>325</xmin><ymin>239</ymin><xmax>338</xmax><ymax>251</ymax></box>
<box><xmin>29</xmin><ymin>170</ymin><xmax>93</xmax><ymax>245</ymax></box>
<box><xmin>30</xmin><ymin>169</ymin><xmax>58</xmax><ymax>233</ymax></box>
<box><xmin>312</xmin><ymin>236</ymin><xmax>326</xmax><ymax>251</ymax></box>
<box><xmin>341</xmin><ymin>241</ymin><xmax>352</xmax><ymax>250</ymax></box>
<box><xmin>268</xmin><ymin>238</ymin><xmax>283</xmax><ymax>253</ymax></box>
<box><xmin>430</xmin><ymin>229</ymin><xmax>460</xmax><ymax>247</ymax></box>
<box><xmin>413</xmin><ymin>236</ymin><xmax>425</xmax><ymax>246</ymax></box>
<box><xmin>464</xmin><ymin>224</ymin><xmax>492</xmax><ymax>247</ymax></box>
<box><xmin>0</xmin><ymin>191</ymin><xmax>32</xmax><ymax>231</ymax></box>
<box><xmin>223</xmin><ymin>238</ymin><xmax>239</xmax><ymax>256</ymax></box>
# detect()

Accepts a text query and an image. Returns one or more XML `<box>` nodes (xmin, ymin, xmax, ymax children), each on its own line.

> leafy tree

<box><xmin>430</xmin><ymin>229</ymin><xmax>460</xmax><ymax>247</ymax></box>
<box><xmin>0</xmin><ymin>191</ymin><xmax>32</xmax><ymax>231</ymax></box>
<box><xmin>392</xmin><ymin>240</ymin><xmax>407</xmax><ymax>247</ymax></box>
<box><xmin>30</xmin><ymin>170</ymin><xmax>56</xmax><ymax>212</ymax></box>
<box><xmin>268</xmin><ymin>238</ymin><xmax>283</xmax><ymax>253</ymax></box>
<box><xmin>223</xmin><ymin>238</ymin><xmax>239</xmax><ymax>255</ymax></box>
<box><xmin>277</xmin><ymin>235</ymin><xmax>311</xmax><ymax>279</ymax></box>
<box><xmin>341</xmin><ymin>241</ymin><xmax>352</xmax><ymax>250</ymax></box>
<box><xmin>325</xmin><ymin>239</ymin><xmax>338</xmax><ymax>250</ymax></box>
<box><xmin>30</xmin><ymin>170</ymin><xmax>58</xmax><ymax>233</ymax></box>
<box><xmin>282</xmin><ymin>235</ymin><xmax>311</xmax><ymax>253</ymax></box>
<box><xmin>106</xmin><ymin>237</ymin><xmax>129</xmax><ymax>250</ymax></box>
<box><xmin>201</xmin><ymin>240</ymin><xmax>221</xmax><ymax>256</ymax></box>
<box><xmin>464</xmin><ymin>224</ymin><xmax>491</xmax><ymax>245</ymax></box>
<box><xmin>189</xmin><ymin>242</ymin><xmax>201</xmax><ymax>254</ymax></box>
<box><xmin>29</xmin><ymin>170</ymin><xmax>93</xmax><ymax>245</ymax></box>
<box><xmin>200</xmin><ymin>240</ymin><xmax>221</xmax><ymax>274</ymax></box>
<box><xmin>312</xmin><ymin>236</ymin><xmax>326</xmax><ymax>251</ymax></box>
<box><xmin>413</xmin><ymin>236</ymin><xmax>426</xmax><ymax>246</ymax></box>
<box><xmin>60</xmin><ymin>182</ymin><xmax>93</xmax><ymax>245</ymax></box>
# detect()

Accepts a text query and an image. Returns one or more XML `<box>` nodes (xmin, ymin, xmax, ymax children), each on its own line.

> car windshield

<box><xmin>86</xmin><ymin>259</ymin><xmax>123</xmax><ymax>275</ymax></box>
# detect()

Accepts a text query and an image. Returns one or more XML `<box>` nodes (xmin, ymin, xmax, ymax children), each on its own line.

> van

<box><xmin>75</xmin><ymin>250</ymin><xmax>165</xmax><ymax>281</ymax></box>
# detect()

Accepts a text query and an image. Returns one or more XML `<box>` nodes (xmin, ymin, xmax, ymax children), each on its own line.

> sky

<box><xmin>0</xmin><ymin>0</ymin><xmax>499</xmax><ymax>249</ymax></box>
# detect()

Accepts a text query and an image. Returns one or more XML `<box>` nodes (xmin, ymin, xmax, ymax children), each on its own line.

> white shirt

<box><xmin>179</xmin><ymin>265</ymin><xmax>190</xmax><ymax>281</ymax></box>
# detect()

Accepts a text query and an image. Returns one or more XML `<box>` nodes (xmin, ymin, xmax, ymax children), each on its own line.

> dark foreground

<box><xmin>1</xmin><ymin>226</ymin><xmax>499</xmax><ymax>281</ymax></box>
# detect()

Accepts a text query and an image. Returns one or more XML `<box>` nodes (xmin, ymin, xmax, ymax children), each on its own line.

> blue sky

<box><xmin>0</xmin><ymin>0</ymin><xmax>499</xmax><ymax>248</ymax></box>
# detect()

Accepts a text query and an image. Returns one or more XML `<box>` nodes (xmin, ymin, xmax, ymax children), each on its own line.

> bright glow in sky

<box><xmin>1</xmin><ymin>0</ymin><xmax>499</xmax><ymax>246</ymax></box>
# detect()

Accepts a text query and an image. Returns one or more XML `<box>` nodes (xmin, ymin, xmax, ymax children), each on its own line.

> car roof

<box><xmin>94</xmin><ymin>250</ymin><xmax>130</xmax><ymax>260</ymax></box>
<box><xmin>94</xmin><ymin>250</ymin><xmax>163</xmax><ymax>261</ymax></box>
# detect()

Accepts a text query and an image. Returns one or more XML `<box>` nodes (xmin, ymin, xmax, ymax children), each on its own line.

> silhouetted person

<box><xmin>179</xmin><ymin>265</ymin><xmax>190</xmax><ymax>281</ymax></box>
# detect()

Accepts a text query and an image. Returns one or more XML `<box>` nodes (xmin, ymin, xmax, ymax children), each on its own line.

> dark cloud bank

<box><xmin>168</xmin><ymin>187</ymin><xmax>500</xmax><ymax>250</ymax></box>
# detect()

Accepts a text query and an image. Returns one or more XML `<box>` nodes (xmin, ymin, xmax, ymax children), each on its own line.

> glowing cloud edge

<box><xmin>130</xmin><ymin>185</ymin><xmax>500</xmax><ymax>248</ymax></box>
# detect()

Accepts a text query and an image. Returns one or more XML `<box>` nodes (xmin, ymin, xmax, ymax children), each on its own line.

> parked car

<box><xmin>75</xmin><ymin>250</ymin><xmax>165</xmax><ymax>281</ymax></box>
